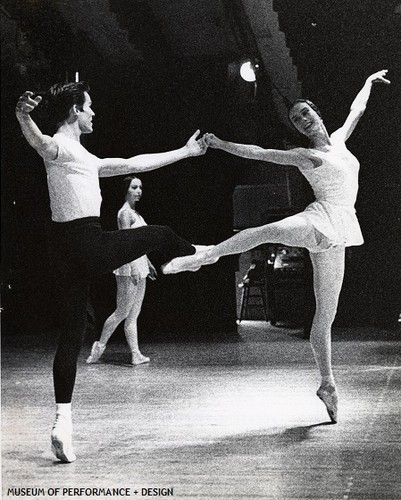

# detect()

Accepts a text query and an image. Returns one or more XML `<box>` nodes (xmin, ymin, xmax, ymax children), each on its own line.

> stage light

<box><xmin>240</xmin><ymin>61</ymin><xmax>257</xmax><ymax>82</ymax></box>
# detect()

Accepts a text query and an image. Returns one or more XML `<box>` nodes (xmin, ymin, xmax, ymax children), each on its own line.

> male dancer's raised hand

<box><xmin>184</xmin><ymin>129</ymin><xmax>208</xmax><ymax>156</ymax></box>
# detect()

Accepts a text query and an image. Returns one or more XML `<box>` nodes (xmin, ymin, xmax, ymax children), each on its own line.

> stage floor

<box><xmin>2</xmin><ymin>322</ymin><xmax>401</xmax><ymax>499</ymax></box>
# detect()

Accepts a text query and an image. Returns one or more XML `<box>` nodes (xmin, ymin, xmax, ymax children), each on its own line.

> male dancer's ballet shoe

<box><xmin>86</xmin><ymin>341</ymin><xmax>106</xmax><ymax>363</ymax></box>
<box><xmin>316</xmin><ymin>384</ymin><xmax>338</xmax><ymax>423</ymax></box>
<box><xmin>131</xmin><ymin>351</ymin><xmax>150</xmax><ymax>365</ymax></box>
<box><xmin>51</xmin><ymin>416</ymin><xmax>76</xmax><ymax>463</ymax></box>
<box><xmin>161</xmin><ymin>247</ymin><xmax>218</xmax><ymax>275</ymax></box>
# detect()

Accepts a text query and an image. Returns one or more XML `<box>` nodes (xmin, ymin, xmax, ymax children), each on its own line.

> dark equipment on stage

<box><xmin>238</xmin><ymin>246</ymin><xmax>311</xmax><ymax>327</ymax></box>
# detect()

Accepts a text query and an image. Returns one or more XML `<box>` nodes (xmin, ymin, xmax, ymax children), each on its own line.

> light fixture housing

<box><xmin>240</xmin><ymin>60</ymin><xmax>257</xmax><ymax>82</ymax></box>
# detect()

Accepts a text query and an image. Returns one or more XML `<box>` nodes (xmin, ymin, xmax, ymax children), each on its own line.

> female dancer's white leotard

<box><xmin>113</xmin><ymin>210</ymin><xmax>150</xmax><ymax>278</ymax></box>
<box><xmin>295</xmin><ymin>143</ymin><xmax>364</xmax><ymax>253</ymax></box>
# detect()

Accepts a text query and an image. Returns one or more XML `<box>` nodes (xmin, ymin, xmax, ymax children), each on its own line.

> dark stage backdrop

<box><xmin>1</xmin><ymin>1</ymin><xmax>400</xmax><ymax>338</ymax></box>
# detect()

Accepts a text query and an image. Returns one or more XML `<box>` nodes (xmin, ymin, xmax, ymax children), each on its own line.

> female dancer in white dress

<box><xmin>162</xmin><ymin>70</ymin><xmax>390</xmax><ymax>422</ymax></box>
<box><xmin>87</xmin><ymin>176</ymin><xmax>155</xmax><ymax>365</ymax></box>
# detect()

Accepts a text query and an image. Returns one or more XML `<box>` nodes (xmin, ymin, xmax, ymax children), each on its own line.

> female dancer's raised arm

<box><xmin>332</xmin><ymin>69</ymin><xmax>390</xmax><ymax>142</ymax></box>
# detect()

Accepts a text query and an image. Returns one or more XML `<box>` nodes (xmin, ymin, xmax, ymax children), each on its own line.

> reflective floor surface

<box><xmin>2</xmin><ymin>322</ymin><xmax>401</xmax><ymax>499</ymax></box>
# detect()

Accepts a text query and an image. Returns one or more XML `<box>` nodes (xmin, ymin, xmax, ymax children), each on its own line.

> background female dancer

<box><xmin>15</xmin><ymin>82</ymin><xmax>207</xmax><ymax>463</ymax></box>
<box><xmin>162</xmin><ymin>70</ymin><xmax>390</xmax><ymax>423</ymax></box>
<box><xmin>87</xmin><ymin>176</ymin><xmax>156</xmax><ymax>366</ymax></box>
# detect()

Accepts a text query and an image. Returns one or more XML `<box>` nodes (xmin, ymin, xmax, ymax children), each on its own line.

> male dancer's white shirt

<box><xmin>44</xmin><ymin>133</ymin><xmax>102</xmax><ymax>222</ymax></box>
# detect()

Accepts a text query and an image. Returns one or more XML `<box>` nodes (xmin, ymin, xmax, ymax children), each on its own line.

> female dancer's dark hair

<box><xmin>288</xmin><ymin>99</ymin><xmax>323</xmax><ymax>119</ymax></box>
<box><xmin>122</xmin><ymin>175</ymin><xmax>140</xmax><ymax>196</ymax></box>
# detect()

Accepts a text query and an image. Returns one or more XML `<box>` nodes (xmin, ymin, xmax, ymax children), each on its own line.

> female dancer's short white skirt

<box><xmin>299</xmin><ymin>201</ymin><xmax>364</xmax><ymax>253</ymax></box>
<box><xmin>113</xmin><ymin>255</ymin><xmax>149</xmax><ymax>278</ymax></box>
<box><xmin>272</xmin><ymin>201</ymin><xmax>364</xmax><ymax>253</ymax></box>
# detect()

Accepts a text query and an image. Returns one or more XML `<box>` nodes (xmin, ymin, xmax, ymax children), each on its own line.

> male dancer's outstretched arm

<box><xmin>98</xmin><ymin>130</ymin><xmax>207</xmax><ymax>176</ymax></box>
<box><xmin>15</xmin><ymin>91</ymin><xmax>208</xmax><ymax>173</ymax></box>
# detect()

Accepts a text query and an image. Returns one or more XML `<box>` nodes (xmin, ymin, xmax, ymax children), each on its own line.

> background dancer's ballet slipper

<box><xmin>131</xmin><ymin>351</ymin><xmax>150</xmax><ymax>365</ymax></box>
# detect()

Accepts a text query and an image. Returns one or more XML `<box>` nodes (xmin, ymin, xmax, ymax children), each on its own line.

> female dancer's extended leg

<box><xmin>162</xmin><ymin>214</ymin><xmax>317</xmax><ymax>273</ymax></box>
<box><xmin>203</xmin><ymin>218</ymin><xmax>345</xmax><ymax>391</ymax></box>
<box><xmin>161</xmin><ymin>212</ymin><xmax>344</xmax><ymax>423</ymax></box>
<box><xmin>310</xmin><ymin>245</ymin><xmax>345</xmax><ymax>423</ymax></box>
<box><xmin>87</xmin><ymin>276</ymin><xmax>148</xmax><ymax>364</ymax></box>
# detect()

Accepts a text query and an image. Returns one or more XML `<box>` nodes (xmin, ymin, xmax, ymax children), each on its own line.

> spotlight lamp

<box><xmin>240</xmin><ymin>60</ymin><xmax>259</xmax><ymax>82</ymax></box>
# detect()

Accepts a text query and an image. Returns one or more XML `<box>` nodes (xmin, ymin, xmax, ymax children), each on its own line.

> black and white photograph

<box><xmin>2</xmin><ymin>1</ymin><xmax>401</xmax><ymax>498</ymax></box>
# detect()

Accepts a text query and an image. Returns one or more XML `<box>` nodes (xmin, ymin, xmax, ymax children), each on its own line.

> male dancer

<box><xmin>15</xmin><ymin>81</ymin><xmax>207</xmax><ymax>462</ymax></box>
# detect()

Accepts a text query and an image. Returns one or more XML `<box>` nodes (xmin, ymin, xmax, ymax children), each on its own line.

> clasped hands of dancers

<box><xmin>15</xmin><ymin>69</ymin><xmax>390</xmax><ymax>462</ymax></box>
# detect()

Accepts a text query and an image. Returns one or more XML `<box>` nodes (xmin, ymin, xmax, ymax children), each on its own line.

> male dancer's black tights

<box><xmin>50</xmin><ymin>217</ymin><xmax>195</xmax><ymax>403</ymax></box>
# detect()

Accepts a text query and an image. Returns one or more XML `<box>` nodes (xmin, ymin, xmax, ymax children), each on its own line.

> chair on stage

<box><xmin>232</xmin><ymin>184</ymin><xmax>315</xmax><ymax>330</ymax></box>
<box><xmin>238</xmin><ymin>260</ymin><xmax>269</xmax><ymax>322</ymax></box>
<box><xmin>237</xmin><ymin>247</ymin><xmax>313</xmax><ymax>332</ymax></box>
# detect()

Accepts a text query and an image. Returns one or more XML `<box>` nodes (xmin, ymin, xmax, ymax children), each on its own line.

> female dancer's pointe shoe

<box><xmin>161</xmin><ymin>254</ymin><xmax>202</xmax><ymax>274</ymax></box>
<box><xmin>86</xmin><ymin>341</ymin><xmax>106</xmax><ymax>363</ymax></box>
<box><xmin>161</xmin><ymin>246</ymin><xmax>218</xmax><ymax>275</ymax></box>
<box><xmin>131</xmin><ymin>351</ymin><xmax>150</xmax><ymax>365</ymax></box>
<box><xmin>193</xmin><ymin>244</ymin><xmax>214</xmax><ymax>252</ymax></box>
<box><xmin>317</xmin><ymin>384</ymin><xmax>338</xmax><ymax>423</ymax></box>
